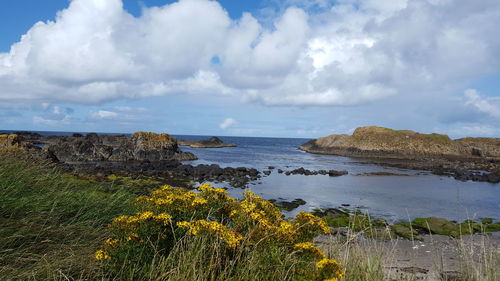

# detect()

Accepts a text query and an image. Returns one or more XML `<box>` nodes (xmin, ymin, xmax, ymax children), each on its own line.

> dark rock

<box><xmin>271</xmin><ymin>198</ymin><xmax>307</xmax><ymax>211</ymax></box>
<box><xmin>486</xmin><ymin>170</ymin><xmax>500</xmax><ymax>183</ymax></box>
<box><xmin>47</xmin><ymin>132</ymin><xmax>197</xmax><ymax>163</ymax></box>
<box><xmin>171</xmin><ymin>164</ymin><xmax>260</xmax><ymax>188</ymax></box>
<box><xmin>263</xmin><ymin>170</ymin><xmax>272</xmax><ymax>176</ymax></box>
<box><xmin>277</xmin><ymin>169</ymin><xmax>284</xmax><ymax>173</ymax></box>
<box><xmin>282</xmin><ymin>168</ymin><xmax>348</xmax><ymax>177</ymax></box>
<box><xmin>471</xmin><ymin>147</ymin><xmax>483</xmax><ymax>157</ymax></box>
<box><xmin>13</xmin><ymin>131</ymin><xmax>42</xmax><ymax>140</ymax></box>
<box><xmin>178</xmin><ymin>136</ymin><xmax>236</xmax><ymax>148</ymax></box>
<box><xmin>268</xmin><ymin>166</ymin><xmax>275</xmax><ymax>170</ymax></box>
<box><xmin>328</xmin><ymin>170</ymin><xmax>348</xmax><ymax>177</ymax></box>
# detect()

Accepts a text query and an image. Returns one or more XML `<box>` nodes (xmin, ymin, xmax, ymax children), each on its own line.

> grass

<box><xmin>0</xmin><ymin>152</ymin><xmax>135</xmax><ymax>280</ymax></box>
<box><xmin>1</xmin><ymin>152</ymin><xmax>498</xmax><ymax>281</ymax></box>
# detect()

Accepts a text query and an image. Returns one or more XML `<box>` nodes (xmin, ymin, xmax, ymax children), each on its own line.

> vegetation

<box><xmin>1</xmin><ymin>151</ymin><xmax>498</xmax><ymax>280</ymax></box>
<box><xmin>0</xmin><ymin>151</ymin><xmax>134</xmax><ymax>279</ymax></box>
<box><xmin>0</xmin><ymin>152</ymin><xmax>343</xmax><ymax>280</ymax></box>
<box><xmin>314</xmin><ymin>208</ymin><xmax>500</xmax><ymax>240</ymax></box>
<box><xmin>96</xmin><ymin>184</ymin><xmax>343</xmax><ymax>280</ymax></box>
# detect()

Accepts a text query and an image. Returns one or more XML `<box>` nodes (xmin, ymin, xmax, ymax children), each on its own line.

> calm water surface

<box><xmin>176</xmin><ymin>135</ymin><xmax>500</xmax><ymax>222</ymax></box>
<box><xmin>2</xmin><ymin>131</ymin><xmax>498</xmax><ymax>222</ymax></box>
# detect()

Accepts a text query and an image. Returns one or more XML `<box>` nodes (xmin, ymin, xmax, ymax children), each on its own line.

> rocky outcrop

<box><xmin>172</xmin><ymin>164</ymin><xmax>259</xmax><ymax>188</ymax></box>
<box><xmin>0</xmin><ymin>134</ymin><xmax>57</xmax><ymax>162</ymax></box>
<box><xmin>300</xmin><ymin>126</ymin><xmax>500</xmax><ymax>159</ymax></box>
<box><xmin>269</xmin><ymin>198</ymin><xmax>307</xmax><ymax>211</ymax></box>
<box><xmin>0</xmin><ymin>134</ymin><xmax>24</xmax><ymax>149</ymax></box>
<box><xmin>300</xmin><ymin>126</ymin><xmax>500</xmax><ymax>183</ymax></box>
<box><xmin>283</xmin><ymin>167</ymin><xmax>348</xmax><ymax>177</ymax></box>
<box><xmin>63</xmin><ymin>162</ymin><xmax>260</xmax><ymax>188</ymax></box>
<box><xmin>178</xmin><ymin>137</ymin><xmax>236</xmax><ymax>148</ymax></box>
<box><xmin>47</xmin><ymin>132</ymin><xmax>197</xmax><ymax>162</ymax></box>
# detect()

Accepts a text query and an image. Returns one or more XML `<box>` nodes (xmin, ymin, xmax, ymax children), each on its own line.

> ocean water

<box><xmin>176</xmin><ymin>135</ymin><xmax>500</xmax><ymax>222</ymax></box>
<box><xmin>2</xmin><ymin>130</ymin><xmax>499</xmax><ymax>222</ymax></box>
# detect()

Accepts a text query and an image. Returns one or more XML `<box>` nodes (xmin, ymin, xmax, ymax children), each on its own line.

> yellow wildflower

<box><xmin>294</xmin><ymin>242</ymin><xmax>326</xmax><ymax>259</ymax></box>
<box><xmin>315</xmin><ymin>258</ymin><xmax>344</xmax><ymax>279</ymax></box>
<box><xmin>295</xmin><ymin>212</ymin><xmax>331</xmax><ymax>235</ymax></box>
<box><xmin>103</xmin><ymin>238</ymin><xmax>119</xmax><ymax>249</ymax></box>
<box><xmin>160</xmin><ymin>185</ymin><xmax>172</xmax><ymax>190</ymax></box>
<box><xmin>126</xmin><ymin>233</ymin><xmax>139</xmax><ymax>241</ymax></box>
<box><xmin>191</xmin><ymin>197</ymin><xmax>208</xmax><ymax>206</ymax></box>
<box><xmin>240</xmin><ymin>200</ymin><xmax>256</xmax><ymax>213</ymax></box>
<box><xmin>316</xmin><ymin>258</ymin><xmax>340</xmax><ymax>270</ymax></box>
<box><xmin>138</xmin><ymin>211</ymin><xmax>154</xmax><ymax>221</ymax></box>
<box><xmin>95</xmin><ymin>249</ymin><xmax>110</xmax><ymax>260</ymax></box>
<box><xmin>198</xmin><ymin>183</ymin><xmax>212</xmax><ymax>191</ymax></box>
<box><xmin>178</xmin><ymin>220</ymin><xmax>242</xmax><ymax>248</ymax></box>
<box><xmin>154</xmin><ymin>213</ymin><xmax>172</xmax><ymax>226</ymax></box>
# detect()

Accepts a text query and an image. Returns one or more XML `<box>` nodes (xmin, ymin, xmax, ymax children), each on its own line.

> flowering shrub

<box><xmin>96</xmin><ymin>184</ymin><xmax>344</xmax><ymax>280</ymax></box>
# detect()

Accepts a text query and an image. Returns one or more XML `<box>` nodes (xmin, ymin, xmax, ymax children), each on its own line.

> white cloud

<box><xmin>33</xmin><ymin>115</ymin><xmax>70</xmax><ymax>126</ymax></box>
<box><xmin>113</xmin><ymin>106</ymin><xmax>146</xmax><ymax>112</ymax></box>
<box><xmin>0</xmin><ymin>0</ymin><xmax>499</xmax><ymax>111</ymax></box>
<box><xmin>441</xmin><ymin>125</ymin><xmax>500</xmax><ymax>138</ymax></box>
<box><xmin>219</xmin><ymin>117</ymin><xmax>237</xmax><ymax>129</ymax></box>
<box><xmin>464</xmin><ymin>89</ymin><xmax>500</xmax><ymax>118</ymax></box>
<box><xmin>92</xmin><ymin>110</ymin><xmax>119</xmax><ymax>119</ymax></box>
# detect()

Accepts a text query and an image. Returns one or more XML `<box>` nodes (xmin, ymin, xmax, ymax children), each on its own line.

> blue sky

<box><xmin>1</xmin><ymin>0</ymin><xmax>499</xmax><ymax>138</ymax></box>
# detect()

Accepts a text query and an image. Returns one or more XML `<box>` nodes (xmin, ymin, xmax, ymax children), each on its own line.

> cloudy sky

<box><xmin>1</xmin><ymin>0</ymin><xmax>499</xmax><ymax>138</ymax></box>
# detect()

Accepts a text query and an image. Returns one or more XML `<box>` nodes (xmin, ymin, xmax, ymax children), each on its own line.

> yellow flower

<box><xmin>316</xmin><ymin>258</ymin><xmax>340</xmax><ymax>270</ymax></box>
<box><xmin>240</xmin><ymin>200</ymin><xmax>256</xmax><ymax>213</ymax></box>
<box><xmin>294</xmin><ymin>242</ymin><xmax>326</xmax><ymax>259</ymax></box>
<box><xmin>191</xmin><ymin>197</ymin><xmax>208</xmax><ymax>206</ymax></box>
<box><xmin>95</xmin><ymin>250</ymin><xmax>110</xmax><ymax>260</ymax></box>
<box><xmin>295</xmin><ymin>212</ymin><xmax>331</xmax><ymax>235</ymax></box>
<box><xmin>126</xmin><ymin>233</ymin><xmax>139</xmax><ymax>241</ymax></box>
<box><xmin>178</xmin><ymin>220</ymin><xmax>242</xmax><ymax>248</ymax></box>
<box><xmin>315</xmin><ymin>258</ymin><xmax>344</xmax><ymax>279</ymax></box>
<box><xmin>198</xmin><ymin>183</ymin><xmax>212</xmax><ymax>191</ymax></box>
<box><xmin>103</xmin><ymin>238</ymin><xmax>119</xmax><ymax>249</ymax></box>
<box><xmin>154</xmin><ymin>213</ymin><xmax>172</xmax><ymax>226</ymax></box>
<box><xmin>177</xmin><ymin>221</ymin><xmax>191</xmax><ymax>228</ymax></box>
<box><xmin>137</xmin><ymin>211</ymin><xmax>154</xmax><ymax>221</ymax></box>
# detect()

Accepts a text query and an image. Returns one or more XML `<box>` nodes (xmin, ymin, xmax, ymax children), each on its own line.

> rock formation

<box><xmin>299</xmin><ymin>126</ymin><xmax>500</xmax><ymax>183</ymax></box>
<box><xmin>0</xmin><ymin>134</ymin><xmax>57</xmax><ymax>162</ymax></box>
<box><xmin>178</xmin><ymin>136</ymin><xmax>236</xmax><ymax>148</ymax></box>
<box><xmin>300</xmin><ymin>126</ymin><xmax>500</xmax><ymax>159</ymax></box>
<box><xmin>46</xmin><ymin>132</ymin><xmax>197</xmax><ymax>162</ymax></box>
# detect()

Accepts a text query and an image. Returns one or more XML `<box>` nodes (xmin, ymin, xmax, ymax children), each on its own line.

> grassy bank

<box><xmin>1</xmin><ymin>152</ymin><xmax>498</xmax><ymax>281</ymax></box>
<box><xmin>0</xmin><ymin>152</ymin><xmax>135</xmax><ymax>280</ymax></box>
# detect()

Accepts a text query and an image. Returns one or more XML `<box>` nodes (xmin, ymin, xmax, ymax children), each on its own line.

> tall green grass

<box><xmin>0</xmin><ymin>153</ymin><xmax>135</xmax><ymax>280</ymax></box>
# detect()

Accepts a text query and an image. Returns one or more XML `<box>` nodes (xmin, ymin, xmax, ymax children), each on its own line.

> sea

<box><xmin>2</xmin><ymin>130</ymin><xmax>499</xmax><ymax>222</ymax></box>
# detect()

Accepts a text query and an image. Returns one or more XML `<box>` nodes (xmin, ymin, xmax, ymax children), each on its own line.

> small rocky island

<box><xmin>300</xmin><ymin>126</ymin><xmax>500</xmax><ymax>183</ymax></box>
<box><xmin>178</xmin><ymin>136</ymin><xmax>236</xmax><ymax>148</ymax></box>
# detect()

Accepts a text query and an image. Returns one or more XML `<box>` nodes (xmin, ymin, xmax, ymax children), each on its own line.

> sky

<box><xmin>0</xmin><ymin>0</ymin><xmax>499</xmax><ymax>138</ymax></box>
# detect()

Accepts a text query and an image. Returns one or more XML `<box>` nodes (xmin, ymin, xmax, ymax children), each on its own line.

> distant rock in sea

<box><xmin>300</xmin><ymin>126</ymin><xmax>500</xmax><ymax>159</ymax></box>
<box><xmin>178</xmin><ymin>136</ymin><xmax>236</xmax><ymax>148</ymax></box>
<box><xmin>299</xmin><ymin>126</ymin><xmax>500</xmax><ymax>183</ymax></box>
